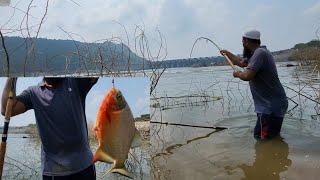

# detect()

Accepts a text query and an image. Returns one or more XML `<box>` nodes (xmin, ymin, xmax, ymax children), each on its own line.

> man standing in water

<box><xmin>1</xmin><ymin>77</ymin><xmax>98</xmax><ymax>179</ymax></box>
<box><xmin>220</xmin><ymin>30</ymin><xmax>288</xmax><ymax>140</ymax></box>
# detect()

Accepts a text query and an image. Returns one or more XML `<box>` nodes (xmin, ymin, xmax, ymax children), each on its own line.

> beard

<box><xmin>43</xmin><ymin>77</ymin><xmax>65</xmax><ymax>86</ymax></box>
<box><xmin>243</xmin><ymin>45</ymin><xmax>253</xmax><ymax>59</ymax></box>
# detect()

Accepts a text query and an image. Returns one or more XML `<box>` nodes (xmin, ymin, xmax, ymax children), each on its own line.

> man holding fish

<box><xmin>220</xmin><ymin>30</ymin><xmax>288</xmax><ymax>140</ymax></box>
<box><xmin>1</xmin><ymin>77</ymin><xmax>98</xmax><ymax>179</ymax></box>
<box><xmin>2</xmin><ymin>77</ymin><xmax>140</xmax><ymax>179</ymax></box>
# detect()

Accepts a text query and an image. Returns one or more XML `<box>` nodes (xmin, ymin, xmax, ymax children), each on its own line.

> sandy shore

<box><xmin>135</xmin><ymin>121</ymin><xmax>150</xmax><ymax>141</ymax></box>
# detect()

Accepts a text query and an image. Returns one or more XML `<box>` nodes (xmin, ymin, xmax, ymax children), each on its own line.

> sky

<box><xmin>0</xmin><ymin>0</ymin><xmax>319</xmax><ymax>59</ymax></box>
<box><xmin>0</xmin><ymin>77</ymin><xmax>149</xmax><ymax>126</ymax></box>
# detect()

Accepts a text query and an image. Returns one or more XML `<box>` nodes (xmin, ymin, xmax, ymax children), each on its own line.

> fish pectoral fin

<box><xmin>109</xmin><ymin>167</ymin><xmax>133</xmax><ymax>179</ymax></box>
<box><xmin>131</xmin><ymin>128</ymin><xmax>142</xmax><ymax>148</ymax></box>
<box><xmin>93</xmin><ymin>147</ymin><xmax>114</xmax><ymax>164</ymax></box>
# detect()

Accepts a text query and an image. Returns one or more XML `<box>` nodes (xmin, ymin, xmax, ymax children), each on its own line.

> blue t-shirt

<box><xmin>16</xmin><ymin>78</ymin><xmax>97</xmax><ymax>176</ymax></box>
<box><xmin>246</xmin><ymin>46</ymin><xmax>288</xmax><ymax>117</ymax></box>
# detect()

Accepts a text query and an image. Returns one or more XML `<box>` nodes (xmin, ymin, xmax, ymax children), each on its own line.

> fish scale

<box><xmin>105</xmin><ymin>106</ymin><xmax>134</xmax><ymax>166</ymax></box>
<box><xmin>93</xmin><ymin>88</ymin><xmax>141</xmax><ymax>178</ymax></box>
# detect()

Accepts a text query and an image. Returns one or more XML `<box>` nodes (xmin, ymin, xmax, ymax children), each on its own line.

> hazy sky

<box><xmin>0</xmin><ymin>0</ymin><xmax>319</xmax><ymax>59</ymax></box>
<box><xmin>0</xmin><ymin>77</ymin><xmax>149</xmax><ymax>126</ymax></box>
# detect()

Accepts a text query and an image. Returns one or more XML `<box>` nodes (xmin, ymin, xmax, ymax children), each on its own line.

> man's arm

<box><xmin>1</xmin><ymin>78</ymin><xmax>27</xmax><ymax>117</ymax></box>
<box><xmin>234</xmin><ymin>48</ymin><xmax>265</xmax><ymax>81</ymax></box>
<box><xmin>233</xmin><ymin>69</ymin><xmax>257</xmax><ymax>81</ymax></box>
<box><xmin>220</xmin><ymin>50</ymin><xmax>247</xmax><ymax>67</ymax></box>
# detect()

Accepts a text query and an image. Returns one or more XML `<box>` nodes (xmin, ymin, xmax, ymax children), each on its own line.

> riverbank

<box><xmin>1</xmin><ymin>119</ymin><xmax>150</xmax><ymax>141</ymax></box>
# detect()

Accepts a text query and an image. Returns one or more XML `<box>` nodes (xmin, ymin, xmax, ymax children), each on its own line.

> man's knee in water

<box><xmin>253</xmin><ymin>113</ymin><xmax>283</xmax><ymax>140</ymax></box>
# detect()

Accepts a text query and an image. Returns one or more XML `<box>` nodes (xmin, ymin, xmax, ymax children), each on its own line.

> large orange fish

<box><xmin>93</xmin><ymin>88</ymin><xmax>141</xmax><ymax>178</ymax></box>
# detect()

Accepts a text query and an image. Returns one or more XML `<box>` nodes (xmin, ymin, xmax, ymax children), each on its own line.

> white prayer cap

<box><xmin>243</xmin><ymin>30</ymin><xmax>261</xmax><ymax>40</ymax></box>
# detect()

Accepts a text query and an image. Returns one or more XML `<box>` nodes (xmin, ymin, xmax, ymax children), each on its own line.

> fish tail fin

<box><xmin>131</xmin><ymin>128</ymin><xmax>142</xmax><ymax>148</ymax></box>
<box><xmin>109</xmin><ymin>166</ymin><xmax>133</xmax><ymax>179</ymax></box>
<box><xmin>93</xmin><ymin>147</ymin><xmax>114</xmax><ymax>164</ymax></box>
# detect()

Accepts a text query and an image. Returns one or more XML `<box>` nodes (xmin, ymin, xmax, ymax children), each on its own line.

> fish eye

<box><xmin>116</xmin><ymin>92</ymin><xmax>122</xmax><ymax>99</ymax></box>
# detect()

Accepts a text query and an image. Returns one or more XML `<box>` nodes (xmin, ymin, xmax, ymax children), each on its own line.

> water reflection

<box><xmin>237</xmin><ymin>136</ymin><xmax>292</xmax><ymax>180</ymax></box>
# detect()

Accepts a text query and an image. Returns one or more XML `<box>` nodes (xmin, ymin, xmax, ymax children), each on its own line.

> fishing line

<box><xmin>191</xmin><ymin>37</ymin><xmax>223</xmax><ymax>52</ymax></box>
<box><xmin>190</xmin><ymin>37</ymin><xmax>236</xmax><ymax>71</ymax></box>
<box><xmin>150</xmin><ymin>121</ymin><xmax>227</xmax><ymax>130</ymax></box>
<box><xmin>283</xmin><ymin>84</ymin><xmax>320</xmax><ymax>104</ymax></box>
<box><xmin>151</xmin><ymin>121</ymin><xmax>250</xmax><ymax>130</ymax></box>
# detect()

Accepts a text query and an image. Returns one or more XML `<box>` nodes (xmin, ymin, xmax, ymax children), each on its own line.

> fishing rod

<box><xmin>150</xmin><ymin>121</ymin><xmax>228</xmax><ymax>130</ymax></box>
<box><xmin>190</xmin><ymin>37</ymin><xmax>236</xmax><ymax>71</ymax></box>
<box><xmin>150</xmin><ymin>121</ymin><xmax>251</xmax><ymax>130</ymax></box>
<box><xmin>0</xmin><ymin>78</ymin><xmax>17</xmax><ymax>178</ymax></box>
<box><xmin>0</xmin><ymin>30</ymin><xmax>17</xmax><ymax>178</ymax></box>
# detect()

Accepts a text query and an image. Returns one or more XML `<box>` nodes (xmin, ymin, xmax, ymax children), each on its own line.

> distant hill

<box><xmin>155</xmin><ymin>48</ymin><xmax>295</xmax><ymax>69</ymax></box>
<box><xmin>158</xmin><ymin>41</ymin><xmax>320</xmax><ymax>69</ymax></box>
<box><xmin>1</xmin><ymin>37</ymin><xmax>317</xmax><ymax>75</ymax></box>
<box><xmin>272</xmin><ymin>49</ymin><xmax>295</xmax><ymax>62</ymax></box>
<box><xmin>0</xmin><ymin>36</ymin><xmax>148</xmax><ymax>76</ymax></box>
<box><xmin>293</xmin><ymin>40</ymin><xmax>320</xmax><ymax>49</ymax></box>
<box><xmin>152</xmin><ymin>56</ymin><xmax>226</xmax><ymax>69</ymax></box>
<box><xmin>289</xmin><ymin>40</ymin><xmax>320</xmax><ymax>65</ymax></box>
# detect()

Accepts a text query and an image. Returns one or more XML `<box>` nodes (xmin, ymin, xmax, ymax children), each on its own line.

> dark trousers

<box><xmin>254</xmin><ymin>113</ymin><xmax>284</xmax><ymax>140</ymax></box>
<box><xmin>43</xmin><ymin>164</ymin><xmax>96</xmax><ymax>180</ymax></box>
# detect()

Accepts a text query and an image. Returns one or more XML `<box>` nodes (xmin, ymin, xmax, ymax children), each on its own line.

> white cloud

<box><xmin>304</xmin><ymin>1</ymin><xmax>320</xmax><ymax>15</ymax></box>
<box><xmin>249</xmin><ymin>4</ymin><xmax>273</xmax><ymax>18</ymax></box>
<box><xmin>133</xmin><ymin>82</ymin><xmax>150</xmax><ymax>117</ymax></box>
<box><xmin>135</xmin><ymin>96</ymin><xmax>149</xmax><ymax>116</ymax></box>
<box><xmin>0</xmin><ymin>0</ymin><xmax>317</xmax><ymax>59</ymax></box>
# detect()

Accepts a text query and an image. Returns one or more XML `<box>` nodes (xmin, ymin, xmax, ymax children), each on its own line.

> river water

<box><xmin>2</xmin><ymin>134</ymin><xmax>150</xmax><ymax>180</ymax></box>
<box><xmin>2</xmin><ymin>63</ymin><xmax>320</xmax><ymax>180</ymax></box>
<box><xmin>150</xmin><ymin>63</ymin><xmax>320</xmax><ymax>180</ymax></box>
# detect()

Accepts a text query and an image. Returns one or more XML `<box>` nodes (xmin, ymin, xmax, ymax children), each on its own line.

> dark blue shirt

<box><xmin>16</xmin><ymin>78</ymin><xmax>97</xmax><ymax>176</ymax></box>
<box><xmin>246</xmin><ymin>46</ymin><xmax>288</xmax><ymax>117</ymax></box>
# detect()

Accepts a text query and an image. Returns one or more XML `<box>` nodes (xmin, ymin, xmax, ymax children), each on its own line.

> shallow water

<box><xmin>151</xmin><ymin>116</ymin><xmax>320</xmax><ymax>180</ymax></box>
<box><xmin>2</xmin><ymin>134</ymin><xmax>150</xmax><ymax>180</ymax></box>
<box><xmin>151</xmin><ymin>63</ymin><xmax>320</xmax><ymax>180</ymax></box>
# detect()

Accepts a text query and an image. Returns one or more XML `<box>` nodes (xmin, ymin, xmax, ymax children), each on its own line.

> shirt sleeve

<box><xmin>16</xmin><ymin>87</ymin><xmax>33</xmax><ymax>110</ymax></box>
<box><xmin>242</xmin><ymin>57</ymin><xmax>249</xmax><ymax>64</ymax></box>
<box><xmin>76</xmin><ymin>78</ymin><xmax>98</xmax><ymax>97</ymax></box>
<box><xmin>239</xmin><ymin>59</ymin><xmax>248</xmax><ymax>67</ymax></box>
<box><xmin>247</xmin><ymin>49</ymin><xmax>266</xmax><ymax>72</ymax></box>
